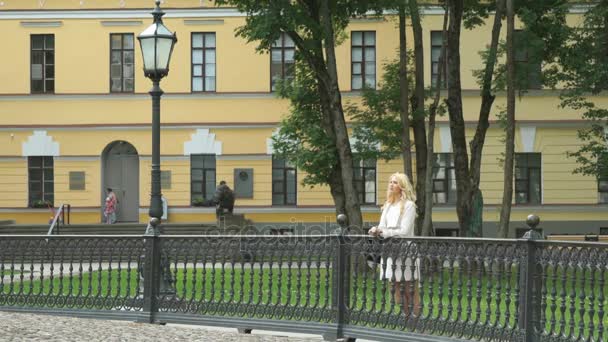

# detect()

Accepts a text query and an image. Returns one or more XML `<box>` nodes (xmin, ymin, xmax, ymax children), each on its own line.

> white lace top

<box><xmin>378</xmin><ymin>200</ymin><xmax>416</xmax><ymax>238</ymax></box>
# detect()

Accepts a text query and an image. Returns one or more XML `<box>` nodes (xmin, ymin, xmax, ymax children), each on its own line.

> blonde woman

<box><xmin>368</xmin><ymin>172</ymin><xmax>420</xmax><ymax>316</ymax></box>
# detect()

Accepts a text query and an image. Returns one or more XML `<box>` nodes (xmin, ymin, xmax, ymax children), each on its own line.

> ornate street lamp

<box><xmin>138</xmin><ymin>0</ymin><xmax>177</xmax><ymax>224</ymax></box>
<box><xmin>138</xmin><ymin>0</ymin><xmax>177</xmax><ymax>297</ymax></box>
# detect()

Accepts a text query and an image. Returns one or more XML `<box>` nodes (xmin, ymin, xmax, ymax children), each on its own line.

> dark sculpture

<box><xmin>213</xmin><ymin>180</ymin><xmax>235</xmax><ymax>218</ymax></box>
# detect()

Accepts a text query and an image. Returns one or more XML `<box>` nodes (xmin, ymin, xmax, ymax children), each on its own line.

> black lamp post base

<box><xmin>141</xmin><ymin>217</ymin><xmax>176</xmax><ymax>301</ymax></box>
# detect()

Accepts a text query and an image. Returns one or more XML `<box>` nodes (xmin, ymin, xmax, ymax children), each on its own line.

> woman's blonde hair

<box><xmin>384</xmin><ymin>173</ymin><xmax>417</xmax><ymax>216</ymax></box>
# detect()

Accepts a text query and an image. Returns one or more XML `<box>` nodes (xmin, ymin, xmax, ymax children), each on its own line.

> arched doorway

<box><xmin>102</xmin><ymin>141</ymin><xmax>139</xmax><ymax>222</ymax></box>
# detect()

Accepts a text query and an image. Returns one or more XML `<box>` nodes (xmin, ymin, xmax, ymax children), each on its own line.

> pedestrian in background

<box><xmin>213</xmin><ymin>180</ymin><xmax>235</xmax><ymax>219</ymax></box>
<box><xmin>104</xmin><ymin>188</ymin><xmax>118</xmax><ymax>224</ymax></box>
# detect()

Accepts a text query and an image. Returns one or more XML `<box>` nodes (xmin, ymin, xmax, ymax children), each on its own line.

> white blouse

<box><xmin>378</xmin><ymin>200</ymin><xmax>416</xmax><ymax>238</ymax></box>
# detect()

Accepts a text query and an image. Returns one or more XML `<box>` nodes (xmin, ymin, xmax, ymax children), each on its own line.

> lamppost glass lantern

<box><xmin>137</xmin><ymin>0</ymin><xmax>177</xmax><ymax>80</ymax></box>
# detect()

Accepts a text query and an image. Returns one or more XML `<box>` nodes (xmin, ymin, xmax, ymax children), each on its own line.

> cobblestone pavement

<box><xmin>0</xmin><ymin>311</ymin><xmax>325</xmax><ymax>341</ymax></box>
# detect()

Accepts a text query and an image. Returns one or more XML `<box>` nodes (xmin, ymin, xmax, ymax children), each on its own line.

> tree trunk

<box><xmin>470</xmin><ymin>0</ymin><xmax>505</xmax><ymax>187</ymax></box>
<box><xmin>329</xmin><ymin>167</ymin><xmax>347</xmax><ymax>218</ymax></box>
<box><xmin>446</xmin><ymin>0</ymin><xmax>474</xmax><ymax>236</ymax></box>
<box><xmin>498</xmin><ymin>0</ymin><xmax>516</xmax><ymax>238</ymax></box>
<box><xmin>285</xmin><ymin>31</ymin><xmax>362</xmax><ymax>230</ymax></box>
<box><xmin>288</xmin><ymin>25</ymin><xmax>356</xmax><ymax>231</ymax></box>
<box><xmin>398</xmin><ymin>1</ymin><xmax>413</xmax><ymax>181</ymax></box>
<box><xmin>318</xmin><ymin>1</ymin><xmax>363</xmax><ymax>231</ymax></box>
<box><xmin>446</xmin><ymin>0</ymin><xmax>505</xmax><ymax>237</ymax></box>
<box><xmin>316</xmin><ymin>83</ymin><xmax>347</xmax><ymax>220</ymax></box>
<box><xmin>408</xmin><ymin>0</ymin><xmax>428</xmax><ymax>235</ymax></box>
<box><xmin>422</xmin><ymin>8</ymin><xmax>449</xmax><ymax>237</ymax></box>
<box><xmin>422</xmin><ymin>112</ymin><xmax>436</xmax><ymax>237</ymax></box>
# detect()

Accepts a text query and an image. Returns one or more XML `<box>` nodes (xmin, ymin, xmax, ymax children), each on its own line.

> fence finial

<box><xmin>523</xmin><ymin>214</ymin><xmax>541</xmax><ymax>240</ymax></box>
<box><xmin>336</xmin><ymin>214</ymin><xmax>347</xmax><ymax>227</ymax></box>
<box><xmin>336</xmin><ymin>214</ymin><xmax>348</xmax><ymax>235</ymax></box>
<box><xmin>145</xmin><ymin>216</ymin><xmax>161</xmax><ymax>236</ymax></box>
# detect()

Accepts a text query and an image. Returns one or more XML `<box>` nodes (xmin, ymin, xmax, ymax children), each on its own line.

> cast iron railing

<box><xmin>0</xmin><ymin>228</ymin><xmax>606</xmax><ymax>341</ymax></box>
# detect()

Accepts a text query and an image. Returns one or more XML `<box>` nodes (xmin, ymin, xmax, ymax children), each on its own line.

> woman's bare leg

<box><xmin>395</xmin><ymin>281</ymin><xmax>420</xmax><ymax>317</ymax></box>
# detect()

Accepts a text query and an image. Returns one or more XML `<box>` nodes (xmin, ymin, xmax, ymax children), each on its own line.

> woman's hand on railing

<box><xmin>368</xmin><ymin>226</ymin><xmax>382</xmax><ymax>237</ymax></box>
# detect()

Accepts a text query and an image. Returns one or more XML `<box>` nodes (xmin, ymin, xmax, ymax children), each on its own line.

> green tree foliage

<box><xmin>215</xmin><ymin>1</ymin><xmax>373</xmax><ymax>50</ymax></box>
<box><xmin>347</xmin><ymin>58</ymin><xmax>447</xmax><ymax>157</ymax></box>
<box><xmin>558</xmin><ymin>1</ymin><xmax>608</xmax><ymax>179</ymax></box>
<box><xmin>214</xmin><ymin>0</ymin><xmax>387</xmax><ymax>228</ymax></box>
<box><xmin>348</xmin><ymin>61</ymin><xmax>408</xmax><ymax>162</ymax></box>
<box><xmin>469</xmin><ymin>0</ymin><xmax>569</xmax><ymax>237</ymax></box>
<box><xmin>442</xmin><ymin>0</ymin><xmax>568</xmax><ymax>236</ymax></box>
<box><xmin>271</xmin><ymin>65</ymin><xmax>338</xmax><ymax>188</ymax></box>
<box><xmin>477</xmin><ymin>0</ymin><xmax>569</xmax><ymax>92</ymax></box>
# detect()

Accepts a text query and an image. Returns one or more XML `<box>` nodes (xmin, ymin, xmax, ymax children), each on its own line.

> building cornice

<box><xmin>0</xmin><ymin>8</ymin><xmax>245</xmax><ymax>20</ymax></box>
<box><xmin>0</xmin><ymin>123</ymin><xmax>278</xmax><ymax>131</ymax></box>
<box><xmin>0</xmin><ymin>120</ymin><xmax>595</xmax><ymax>132</ymax></box>
<box><xmin>0</xmin><ymin>4</ymin><xmax>591</xmax><ymax>21</ymax></box>
<box><xmin>0</xmin><ymin>92</ymin><xmax>281</xmax><ymax>100</ymax></box>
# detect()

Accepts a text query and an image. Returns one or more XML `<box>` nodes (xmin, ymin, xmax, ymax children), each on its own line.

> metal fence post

<box><xmin>519</xmin><ymin>214</ymin><xmax>542</xmax><ymax>342</ymax></box>
<box><xmin>324</xmin><ymin>214</ymin><xmax>352</xmax><ymax>341</ymax></box>
<box><xmin>141</xmin><ymin>218</ymin><xmax>162</xmax><ymax>323</ymax></box>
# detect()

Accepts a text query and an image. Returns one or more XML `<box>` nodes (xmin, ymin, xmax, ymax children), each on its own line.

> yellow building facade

<box><xmin>0</xmin><ymin>1</ymin><xmax>606</xmax><ymax>237</ymax></box>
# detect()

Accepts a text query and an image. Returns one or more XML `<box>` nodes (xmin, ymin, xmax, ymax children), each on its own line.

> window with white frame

<box><xmin>599</xmin><ymin>153</ymin><xmax>608</xmax><ymax>204</ymax></box>
<box><xmin>190</xmin><ymin>154</ymin><xmax>216</xmax><ymax>204</ymax></box>
<box><xmin>515</xmin><ymin>153</ymin><xmax>542</xmax><ymax>204</ymax></box>
<box><xmin>430</xmin><ymin>31</ymin><xmax>447</xmax><ymax>89</ymax></box>
<box><xmin>351</xmin><ymin>31</ymin><xmax>376</xmax><ymax>90</ymax></box>
<box><xmin>28</xmin><ymin>156</ymin><xmax>54</xmax><ymax>207</ymax></box>
<box><xmin>31</xmin><ymin>34</ymin><xmax>54</xmax><ymax>93</ymax></box>
<box><xmin>192</xmin><ymin>32</ymin><xmax>216</xmax><ymax>92</ymax></box>
<box><xmin>353</xmin><ymin>157</ymin><xmax>376</xmax><ymax>204</ymax></box>
<box><xmin>432</xmin><ymin>153</ymin><xmax>456</xmax><ymax>204</ymax></box>
<box><xmin>110</xmin><ymin>33</ymin><xmax>135</xmax><ymax>92</ymax></box>
<box><xmin>514</xmin><ymin>30</ymin><xmax>542</xmax><ymax>90</ymax></box>
<box><xmin>272</xmin><ymin>157</ymin><xmax>297</xmax><ymax>205</ymax></box>
<box><xmin>271</xmin><ymin>33</ymin><xmax>295</xmax><ymax>91</ymax></box>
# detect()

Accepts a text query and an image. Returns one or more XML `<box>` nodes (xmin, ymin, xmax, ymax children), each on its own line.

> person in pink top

<box><xmin>104</xmin><ymin>188</ymin><xmax>118</xmax><ymax>224</ymax></box>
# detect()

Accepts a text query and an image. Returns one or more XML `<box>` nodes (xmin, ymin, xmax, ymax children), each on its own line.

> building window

<box><xmin>431</xmin><ymin>31</ymin><xmax>447</xmax><ymax>89</ymax></box>
<box><xmin>598</xmin><ymin>153</ymin><xmax>608</xmax><ymax>204</ymax></box>
<box><xmin>353</xmin><ymin>157</ymin><xmax>376</xmax><ymax>205</ymax></box>
<box><xmin>31</xmin><ymin>34</ymin><xmax>54</xmax><ymax>93</ymax></box>
<box><xmin>192</xmin><ymin>32</ymin><xmax>216</xmax><ymax>92</ymax></box>
<box><xmin>191</xmin><ymin>154</ymin><xmax>216</xmax><ymax>204</ymax></box>
<box><xmin>271</xmin><ymin>33</ymin><xmax>295</xmax><ymax>91</ymax></box>
<box><xmin>272</xmin><ymin>157</ymin><xmax>297</xmax><ymax>205</ymax></box>
<box><xmin>432</xmin><ymin>153</ymin><xmax>457</xmax><ymax>204</ymax></box>
<box><xmin>110</xmin><ymin>33</ymin><xmax>135</xmax><ymax>92</ymax></box>
<box><xmin>515</xmin><ymin>153</ymin><xmax>542</xmax><ymax>204</ymax></box>
<box><xmin>599</xmin><ymin>177</ymin><xmax>608</xmax><ymax>204</ymax></box>
<box><xmin>28</xmin><ymin>156</ymin><xmax>54</xmax><ymax>207</ymax></box>
<box><xmin>514</xmin><ymin>30</ymin><xmax>542</xmax><ymax>89</ymax></box>
<box><xmin>351</xmin><ymin>31</ymin><xmax>376</xmax><ymax>90</ymax></box>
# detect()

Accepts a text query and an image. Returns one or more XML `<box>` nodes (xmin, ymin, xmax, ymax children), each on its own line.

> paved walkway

<box><xmin>0</xmin><ymin>311</ymin><xmax>326</xmax><ymax>341</ymax></box>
